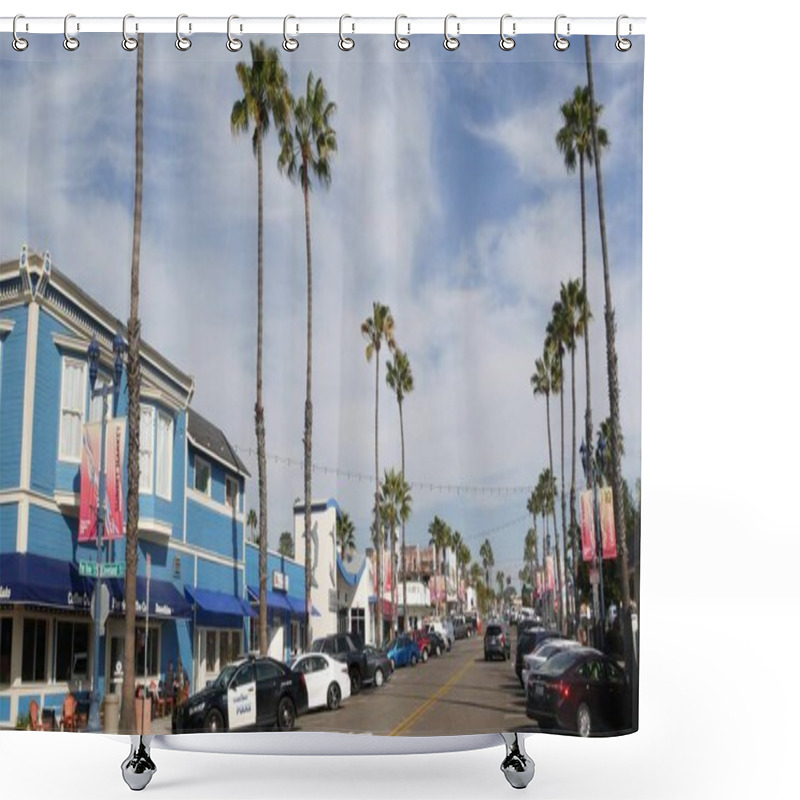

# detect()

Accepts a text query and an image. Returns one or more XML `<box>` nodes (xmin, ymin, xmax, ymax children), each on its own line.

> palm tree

<box><xmin>279</xmin><ymin>72</ymin><xmax>337</xmax><ymax>650</ymax></box>
<box><xmin>585</xmin><ymin>35</ymin><xmax>633</xmax><ymax>673</ymax></box>
<box><xmin>524</xmin><ymin>527</ymin><xmax>537</xmax><ymax>610</ymax></box>
<box><xmin>232</xmin><ymin>41</ymin><xmax>292</xmax><ymax>656</ymax></box>
<box><xmin>120</xmin><ymin>32</ymin><xmax>145</xmax><ymax>734</ymax></box>
<box><xmin>480</xmin><ymin>538</ymin><xmax>494</xmax><ymax>589</ymax></box>
<box><xmin>247</xmin><ymin>509</ymin><xmax>258</xmax><ymax>543</ymax></box>
<box><xmin>536</xmin><ymin>467</ymin><xmax>558</xmax><ymax>624</ymax></box>
<box><xmin>336</xmin><ymin>511</ymin><xmax>356</xmax><ymax>559</ymax></box>
<box><xmin>278</xmin><ymin>531</ymin><xmax>294</xmax><ymax>558</ymax></box>
<box><xmin>457</xmin><ymin>541</ymin><xmax>471</xmax><ymax>613</ymax></box>
<box><xmin>428</xmin><ymin>516</ymin><xmax>449</xmax><ymax>617</ymax></box>
<box><xmin>451</xmin><ymin>531</ymin><xmax>463</xmax><ymax>612</ymax></box>
<box><xmin>361</xmin><ymin>302</ymin><xmax>395</xmax><ymax>644</ymax></box>
<box><xmin>386</xmin><ymin>347</ymin><xmax>414</xmax><ymax>630</ymax></box>
<box><xmin>496</xmin><ymin>571</ymin><xmax>506</xmax><ymax>607</ymax></box>
<box><xmin>598</xmin><ymin>416</ymin><xmax>624</xmax><ymax>487</ymax></box>
<box><xmin>379</xmin><ymin>470</ymin><xmax>401</xmax><ymax>635</ymax></box>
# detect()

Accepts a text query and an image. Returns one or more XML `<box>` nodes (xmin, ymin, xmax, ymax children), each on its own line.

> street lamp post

<box><xmin>580</xmin><ymin>433</ymin><xmax>606</xmax><ymax>652</ymax></box>
<box><xmin>87</xmin><ymin>333</ymin><xmax>125</xmax><ymax>733</ymax></box>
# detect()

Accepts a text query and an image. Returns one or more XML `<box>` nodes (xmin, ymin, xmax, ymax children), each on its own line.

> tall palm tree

<box><xmin>457</xmin><ymin>541</ymin><xmax>471</xmax><ymax>613</ymax></box>
<box><xmin>279</xmin><ymin>72</ymin><xmax>337</xmax><ymax>650</ymax></box>
<box><xmin>496</xmin><ymin>570</ymin><xmax>506</xmax><ymax>605</ymax></box>
<box><xmin>585</xmin><ymin>35</ymin><xmax>633</xmax><ymax>673</ymax></box>
<box><xmin>379</xmin><ymin>469</ymin><xmax>401</xmax><ymax>635</ymax></box>
<box><xmin>120</xmin><ymin>33</ymin><xmax>145</xmax><ymax>734</ymax></box>
<box><xmin>361</xmin><ymin>302</ymin><xmax>395</xmax><ymax>645</ymax></box>
<box><xmin>278</xmin><ymin>531</ymin><xmax>295</xmax><ymax>558</ymax></box>
<box><xmin>556</xmin><ymin>85</ymin><xmax>609</xmax><ymax>463</ymax></box>
<box><xmin>246</xmin><ymin>508</ymin><xmax>258</xmax><ymax>543</ymax></box>
<box><xmin>524</xmin><ymin>527</ymin><xmax>537</xmax><ymax>609</ymax></box>
<box><xmin>427</xmin><ymin>516</ymin><xmax>449</xmax><ymax>617</ymax></box>
<box><xmin>336</xmin><ymin>511</ymin><xmax>356</xmax><ymax>559</ymax></box>
<box><xmin>386</xmin><ymin>348</ymin><xmax>414</xmax><ymax>629</ymax></box>
<box><xmin>232</xmin><ymin>41</ymin><xmax>291</xmax><ymax>656</ymax></box>
<box><xmin>479</xmin><ymin>538</ymin><xmax>494</xmax><ymax>589</ymax></box>
<box><xmin>451</xmin><ymin>531</ymin><xmax>463</xmax><ymax>612</ymax></box>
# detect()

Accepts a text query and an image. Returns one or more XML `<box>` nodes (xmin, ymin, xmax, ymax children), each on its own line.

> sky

<box><xmin>0</xmin><ymin>33</ymin><xmax>643</xmax><ymax>586</ymax></box>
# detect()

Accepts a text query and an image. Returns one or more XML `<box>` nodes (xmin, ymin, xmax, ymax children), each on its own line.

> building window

<box><xmin>0</xmin><ymin>618</ymin><xmax>12</xmax><ymax>686</ymax></box>
<box><xmin>21</xmin><ymin>618</ymin><xmax>47</xmax><ymax>683</ymax></box>
<box><xmin>134</xmin><ymin>625</ymin><xmax>159</xmax><ymax>677</ymax></box>
<box><xmin>194</xmin><ymin>456</ymin><xmax>211</xmax><ymax>496</ymax></box>
<box><xmin>140</xmin><ymin>406</ymin><xmax>154</xmax><ymax>494</ymax></box>
<box><xmin>350</xmin><ymin>608</ymin><xmax>365</xmax><ymax>640</ymax></box>
<box><xmin>203</xmin><ymin>629</ymin><xmax>241</xmax><ymax>676</ymax></box>
<box><xmin>156</xmin><ymin>411</ymin><xmax>173</xmax><ymax>500</ymax></box>
<box><xmin>225</xmin><ymin>476</ymin><xmax>238</xmax><ymax>511</ymax></box>
<box><xmin>59</xmin><ymin>358</ymin><xmax>86</xmax><ymax>462</ymax></box>
<box><xmin>205</xmin><ymin>630</ymin><xmax>216</xmax><ymax>674</ymax></box>
<box><xmin>55</xmin><ymin>621</ymin><xmax>89</xmax><ymax>682</ymax></box>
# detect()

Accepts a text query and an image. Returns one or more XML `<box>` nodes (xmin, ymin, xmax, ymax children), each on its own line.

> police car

<box><xmin>173</xmin><ymin>655</ymin><xmax>308</xmax><ymax>733</ymax></box>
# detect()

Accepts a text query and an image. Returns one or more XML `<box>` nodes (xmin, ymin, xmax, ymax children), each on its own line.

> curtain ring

<box><xmin>338</xmin><ymin>14</ymin><xmax>354</xmax><ymax>51</ymax></box>
<box><xmin>176</xmin><ymin>14</ymin><xmax>191</xmax><ymax>50</ymax></box>
<box><xmin>283</xmin><ymin>15</ymin><xmax>299</xmax><ymax>52</ymax></box>
<box><xmin>616</xmin><ymin>15</ymin><xmax>632</xmax><ymax>52</ymax></box>
<box><xmin>12</xmin><ymin>15</ymin><xmax>29</xmax><ymax>52</ymax></box>
<box><xmin>499</xmin><ymin>14</ymin><xmax>515</xmax><ymax>51</ymax></box>
<box><xmin>443</xmin><ymin>14</ymin><xmax>460</xmax><ymax>51</ymax></box>
<box><xmin>394</xmin><ymin>15</ymin><xmax>410</xmax><ymax>51</ymax></box>
<box><xmin>122</xmin><ymin>15</ymin><xmax>138</xmax><ymax>51</ymax></box>
<box><xmin>227</xmin><ymin>15</ymin><xmax>243</xmax><ymax>52</ymax></box>
<box><xmin>63</xmin><ymin>13</ymin><xmax>80</xmax><ymax>51</ymax></box>
<box><xmin>553</xmin><ymin>14</ymin><xmax>570</xmax><ymax>51</ymax></box>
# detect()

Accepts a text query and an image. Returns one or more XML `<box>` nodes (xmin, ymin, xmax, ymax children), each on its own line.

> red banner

<box><xmin>545</xmin><ymin>556</ymin><xmax>555</xmax><ymax>591</ymax></box>
<box><xmin>78</xmin><ymin>419</ymin><xmax>127</xmax><ymax>543</ymax></box>
<box><xmin>599</xmin><ymin>486</ymin><xmax>617</xmax><ymax>560</ymax></box>
<box><xmin>580</xmin><ymin>490</ymin><xmax>595</xmax><ymax>561</ymax></box>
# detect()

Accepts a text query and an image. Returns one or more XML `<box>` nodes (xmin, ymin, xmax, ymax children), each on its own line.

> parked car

<box><xmin>465</xmin><ymin>612</ymin><xmax>481</xmax><ymax>636</ymax></box>
<box><xmin>385</xmin><ymin>635</ymin><xmax>421</xmax><ymax>669</ymax></box>
<box><xmin>521</xmin><ymin>639</ymin><xmax>583</xmax><ymax>689</ymax></box>
<box><xmin>362</xmin><ymin>645</ymin><xmax>392</xmax><ymax>688</ymax></box>
<box><xmin>426</xmin><ymin>630</ymin><xmax>447</xmax><ymax>657</ymax></box>
<box><xmin>311</xmin><ymin>633</ymin><xmax>373</xmax><ymax>694</ymax></box>
<box><xmin>515</xmin><ymin>628</ymin><xmax>562</xmax><ymax>686</ymax></box>
<box><xmin>425</xmin><ymin>619</ymin><xmax>453</xmax><ymax>651</ymax></box>
<box><xmin>291</xmin><ymin>652</ymin><xmax>351</xmax><ymax>711</ymax></box>
<box><xmin>451</xmin><ymin>615</ymin><xmax>471</xmax><ymax>640</ymax></box>
<box><xmin>483</xmin><ymin>621</ymin><xmax>511</xmax><ymax>661</ymax></box>
<box><xmin>409</xmin><ymin>629</ymin><xmax>432</xmax><ymax>662</ymax></box>
<box><xmin>173</xmin><ymin>655</ymin><xmax>308</xmax><ymax>733</ymax></box>
<box><xmin>526</xmin><ymin>648</ymin><xmax>631</xmax><ymax>736</ymax></box>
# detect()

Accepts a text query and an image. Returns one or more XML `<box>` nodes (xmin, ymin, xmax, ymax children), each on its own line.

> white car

<box><xmin>521</xmin><ymin>639</ymin><xmax>583</xmax><ymax>690</ymax></box>
<box><xmin>291</xmin><ymin>652</ymin><xmax>351</xmax><ymax>711</ymax></box>
<box><xmin>424</xmin><ymin>619</ymin><xmax>454</xmax><ymax>650</ymax></box>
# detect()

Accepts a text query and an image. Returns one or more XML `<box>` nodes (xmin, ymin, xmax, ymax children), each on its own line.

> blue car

<box><xmin>385</xmin><ymin>635</ymin><xmax>421</xmax><ymax>669</ymax></box>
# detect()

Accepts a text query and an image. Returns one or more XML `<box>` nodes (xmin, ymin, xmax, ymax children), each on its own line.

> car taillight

<box><xmin>556</xmin><ymin>680</ymin><xmax>570</xmax><ymax>699</ymax></box>
<box><xmin>500</xmin><ymin>635</ymin><xmax>505</xmax><ymax>645</ymax></box>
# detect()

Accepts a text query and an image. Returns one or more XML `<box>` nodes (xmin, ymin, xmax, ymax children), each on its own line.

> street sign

<box><xmin>79</xmin><ymin>561</ymin><xmax>125</xmax><ymax>578</ymax></box>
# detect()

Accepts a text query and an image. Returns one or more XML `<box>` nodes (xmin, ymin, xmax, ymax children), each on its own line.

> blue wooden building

<box><xmin>0</xmin><ymin>247</ymin><xmax>307</xmax><ymax>728</ymax></box>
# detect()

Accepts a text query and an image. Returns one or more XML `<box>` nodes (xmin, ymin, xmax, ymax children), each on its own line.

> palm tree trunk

<box><xmin>399</xmin><ymin>402</ymin><xmax>407</xmax><ymax>632</ymax></box>
<box><xmin>557</xmin><ymin>377</ymin><xmax>567</xmax><ymax>634</ymax></box>
<box><xmin>302</xmin><ymin>174</ymin><xmax>314</xmax><ymax>652</ymax></box>
<box><xmin>569</xmin><ymin>347</ymin><xmax>579</xmax><ymax>633</ymax></box>
<box><xmin>255</xmin><ymin>133</ymin><xmax>269</xmax><ymax>656</ymax></box>
<box><xmin>120</xmin><ymin>33</ymin><xmax>144</xmax><ymax>734</ymax></box>
<box><xmin>374</xmin><ymin>352</ymin><xmax>382</xmax><ymax>647</ymax></box>
<box><xmin>585</xmin><ymin>35</ymin><xmax>634</xmax><ymax>675</ymax></box>
<box><xmin>544</xmin><ymin>391</ymin><xmax>561</xmax><ymax>631</ymax></box>
<box><xmin>580</xmin><ymin>153</ymin><xmax>593</xmax><ymax>465</ymax></box>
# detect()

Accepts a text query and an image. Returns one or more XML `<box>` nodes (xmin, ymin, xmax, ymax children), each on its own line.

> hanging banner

<box><xmin>599</xmin><ymin>486</ymin><xmax>617</xmax><ymax>560</ymax></box>
<box><xmin>78</xmin><ymin>418</ymin><xmax>127</xmax><ymax>543</ymax></box>
<box><xmin>545</xmin><ymin>556</ymin><xmax>555</xmax><ymax>591</ymax></box>
<box><xmin>581</xmin><ymin>489</ymin><xmax>596</xmax><ymax>561</ymax></box>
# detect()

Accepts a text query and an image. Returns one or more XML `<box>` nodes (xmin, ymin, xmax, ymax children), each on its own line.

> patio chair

<box><xmin>61</xmin><ymin>693</ymin><xmax>77</xmax><ymax>732</ymax></box>
<box><xmin>28</xmin><ymin>699</ymin><xmax>42</xmax><ymax>731</ymax></box>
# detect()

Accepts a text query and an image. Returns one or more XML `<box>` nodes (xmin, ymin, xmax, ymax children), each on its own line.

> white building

<box><xmin>336</xmin><ymin>548</ymin><xmax>376</xmax><ymax>646</ymax></box>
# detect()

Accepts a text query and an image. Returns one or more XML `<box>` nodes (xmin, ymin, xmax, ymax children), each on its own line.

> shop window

<box><xmin>134</xmin><ymin>625</ymin><xmax>159</xmax><ymax>677</ymax></box>
<box><xmin>55</xmin><ymin>621</ymin><xmax>89</xmax><ymax>682</ymax></box>
<box><xmin>22</xmin><ymin>618</ymin><xmax>47</xmax><ymax>683</ymax></box>
<box><xmin>0</xmin><ymin>618</ymin><xmax>12</xmax><ymax>685</ymax></box>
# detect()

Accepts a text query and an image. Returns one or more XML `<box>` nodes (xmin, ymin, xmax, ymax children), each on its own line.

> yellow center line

<box><xmin>390</xmin><ymin>657</ymin><xmax>475</xmax><ymax>736</ymax></box>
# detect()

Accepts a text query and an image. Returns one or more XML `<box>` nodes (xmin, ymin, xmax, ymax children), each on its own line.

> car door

<box><xmin>603</xmin><ymin>658</ymin><xmax>628</xmax><ymax>731</ymax></box>
<box><xmin>582</xmin><ymin>658</ymin><xmax>606</xmax><ymax>728</ymax></box>
<box><xmin>226</xmin><ymin>663</ymin><xmax>256</xmax><ymax>731</ymax></box>
<box><xmin>254</xmin><ymin>660</ymin><xmax>282</xmax><ymax>728</ymax></box>
<box><xmin>305</xmin><ymin>656</ymin><xmax>329</xmax><ymax>709</ymax></box>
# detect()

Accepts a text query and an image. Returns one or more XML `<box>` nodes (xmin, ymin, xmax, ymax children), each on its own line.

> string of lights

<box><xmin>233</xmin><ymin>445</ymin><xmax>534</xmax><ymax>498</ymax></box>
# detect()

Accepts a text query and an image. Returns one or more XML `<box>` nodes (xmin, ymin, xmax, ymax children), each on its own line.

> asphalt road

<box><xmin>296</xmin><ymin>634</ymin><xmax>534</xmax><ymax>737</ymax></box>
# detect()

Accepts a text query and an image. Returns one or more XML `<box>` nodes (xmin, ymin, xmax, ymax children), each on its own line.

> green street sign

<box><xmin>79</xmin><ymin>561</ymin><xmax>98</xmax><ymax>577</ymax></box>
<box><xmin>79</xmin><ymin>562</ymin><xmax>125</xmax><ymax>578</ymax></box>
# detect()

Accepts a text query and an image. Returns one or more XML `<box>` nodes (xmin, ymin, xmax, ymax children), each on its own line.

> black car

<box><xmin>172</xmin><ymin>656</ymin><xmax>308</xmax><ymax>733</ymax></box>
<box><xmin>362</xmin><ymin>645</ymin><xmax>393</xmax><ymax>688</ymax></box>
<box><xmin>526</xmin><ymin>647</ymin><xmax>631</xmax><ymax>736</ymax></box>
<box><xmin>515</xmin><ymin>627</ymin><xmax>561</xmax><ymax>686</ymax></box>
<box><xmin>311</xmin><ymin>633</ymin><xmax>376</xmax><ymax>694</ymax></box>
<box><xmin>484</xmin><ymin>622</ymin><xmax>510</xmax><ymax>661</ymax></box>
<box><xmin>427</xmin><ymin>630</ymin><xmax>447</xmax><ymax>657</ymax></box>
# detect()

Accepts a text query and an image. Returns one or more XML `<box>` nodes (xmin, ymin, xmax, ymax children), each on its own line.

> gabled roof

<box><xmin>187</xmin><ymin>408</ymin><xmax>250</xmax><ymax>477</ymax></box>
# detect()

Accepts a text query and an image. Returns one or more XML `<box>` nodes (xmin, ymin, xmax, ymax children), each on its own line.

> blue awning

<box><xmin>107</xmin><ymin>576</ymin><xmax>192</xmax><ymax>619</ymax></box>
<box><xmin>0</xmin><ymin>553</ymin><xmax>92</xmax><ymax>611</ymax></box>
<box><xmin>186</xmin><ymin>585</ymin><xmax>256</xmax><ymax>619</ymax></box>
<box><xmin>247</xmin><ymin>585</ymin><xmax>293</xmax><ymax>613</ymax></box>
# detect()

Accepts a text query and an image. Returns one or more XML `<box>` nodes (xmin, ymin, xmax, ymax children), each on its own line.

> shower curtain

<box><xmin>0</xmin><ymin>25</ymin><xmax>643</xmax><ymax>739</ymax></box>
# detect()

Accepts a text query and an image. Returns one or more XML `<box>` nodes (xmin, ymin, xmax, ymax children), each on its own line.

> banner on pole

<box><xmin>580</xmin><ymin>490</ymin><xmax>595</xmax><ymax>562</ymax></box>
<box><xmin>599</xmin><ymin>486</ymin><xmax>617</xmax><ymax>560</ymax></box>
<box><xmin>78</xmin><ymin>422</ymin><xmax>101</xmax><ymax>543</ymax></box>
<box><xmin>545</xmin><ymin>556</ymin><xmax>555</xmax><ymax>591</ymax></box>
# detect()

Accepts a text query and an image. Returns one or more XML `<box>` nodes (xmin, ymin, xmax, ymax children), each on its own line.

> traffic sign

<box><xmin>79</xmin><ymin>561</ymin><xmax>125</xmax><ymax>578</ymax></box>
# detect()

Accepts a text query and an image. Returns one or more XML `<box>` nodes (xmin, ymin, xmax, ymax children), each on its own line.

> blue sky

<box><xmin>0</xmin><ymin>33</ymin><xmax>643</xmax><ymax>584</ymax></box>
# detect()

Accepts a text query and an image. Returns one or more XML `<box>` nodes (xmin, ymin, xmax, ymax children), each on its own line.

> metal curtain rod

<box><xmin>0</xmin><ymin>16</ymin><xmax>646</xmax><ymax>36</ymax></box>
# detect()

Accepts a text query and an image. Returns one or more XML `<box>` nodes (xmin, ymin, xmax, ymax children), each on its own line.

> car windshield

<box><xmin>386</xmin><ymin>639</ymin><xmax>398</xmax><ymax>651</ymax></box>
<box><xmin>539</xmin><ymin>650</ymin><xmax>581</xmax><ymax>676</ymax></box>
<box><xmin>213</xmin><ymin>663</ymin><xmax>239</xmax><ymax>691</ymax></box>
<box><xmin>310</xmin><ymin>639</ymin><xmax>324</xmax><ymax>653</ymax></box>
<box><xmin>486</xmin><ymin>625</ymin><xmax>502</xmax><ymax>636</ymax></box>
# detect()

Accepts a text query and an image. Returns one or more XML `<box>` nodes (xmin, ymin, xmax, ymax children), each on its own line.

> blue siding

<box><xmin>0</xmin><ymin>695</ymin><xmax>10</xmax><ymax>723</ymax></box>
<box><xmin>244</xmin><ymin>544</ymin><xmax>306</xmax><ymax>605</ymax></box>
<box><xmin>186</xmin><ymin>498</ymin><xmax>243</xmax><ymax>562</ymax></box>
<box><xmin>31</xmin><ymin>310</ymin><xmax>72</xmax><ymax>496</ymax></box>
<box><xmin>188</xmin><ymin>446</ymin><xmax>239</xmax><ymax>510</ymax></box>
<box><xmin>0</xmin><ymin>305</ymin><xmax>28</xmax><ymax>491</ymax></box>
<box><xmin>195</xmin><ymin>556</ymin><xmax>244</xmax><ymax>600</ymax></box>
<box><xmin>0</xmin><ymin>503</ymin><xmax>18</xmax><ymax>552</ymax></box>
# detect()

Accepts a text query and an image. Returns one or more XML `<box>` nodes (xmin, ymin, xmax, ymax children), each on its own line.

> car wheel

<box><xmin>411</xmin><ymin>653</ymin><xmax>418</xmax><ymax>666</ymax></box>
<box><xmin>277</xmin><ymin>696</ymin><xmax>296</xmax><ymax>731</ymax></box>
<box><xmin>373</xmin><ymin>667</ymin><xmax>385</xmax><ymax>688</ymax></box>
<box><xmin>421</xmin><ymin>648</ymin><xmax>429</xmax><ymax>663</ymax></box>
<box><xmin>204</xmin><ymin>708</ymin><xmax>224</xmax><ymax>733</ymax></box>
<box><xmin>349</xmin><ymin>668</ymin><xmax>362</xmax><ymax>695</ymax></box>
<box><xmin>577</xmin><ymin>703</ymin><xmax>592</xmax><ymax>738</ymax></box>
<box><xmin>390</xmin><ymin>658</ymin><xmax>396</xmax><ymax>671</ymax></box>
<box><xmin>327</xmin><ymin>682</ymin><xmax>342</xmax><ymax>711</ymax></box>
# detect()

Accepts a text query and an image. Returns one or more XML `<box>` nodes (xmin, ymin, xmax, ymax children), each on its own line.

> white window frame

<box><xmin>225</xmin><ymin>475</ymin><xmax>239</xmax><ymax>512</ymax></box>
<box><xmin>58</xmin><ymin>357</ymin><xmax>87</xmax><ymax>463</ymax></box>
<box><xmin>139</xmin><ymin>405</ymin><xmax>154</xmax><ymax>495</ymax></box>
<box><xmin>155</xmin><ymin>410</ymin><xmax>173</xmax><ymax>501</ymax></box>
<box><xmin>194</xmin><ymin>455</ymin><xmax>211</xmax><ymax>497</ymax></box>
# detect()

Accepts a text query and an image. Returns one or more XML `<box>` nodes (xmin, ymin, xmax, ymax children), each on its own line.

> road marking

<box><xmin>389</xmin><ymin>657</ymin><xmax>475</xmax><ymax>736</ymax></box>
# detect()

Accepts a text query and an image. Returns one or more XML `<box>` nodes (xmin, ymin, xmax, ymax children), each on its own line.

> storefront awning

<box><xmin>0</xmin><ymin>553</ymin><xmax>92</xmax><ymax>611</ymax></box>
<box><xmin>248</xmin><ymin>587</ymin><xmax>319</xmax><ymax>617</ymax></box>
<box><xmin>107</xmin><ymin>576</ymin><xmax>192</xmax><ymax>619</ymax></box>
<box><xmin>186</xmin><ymin>585</ymin><xmax>256</xmax><ymax>619</ymax></box>
<box><xmin>368</xmin><ymin>595</ymin><xmax>394</xmax><ymax>618</ymax></box>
